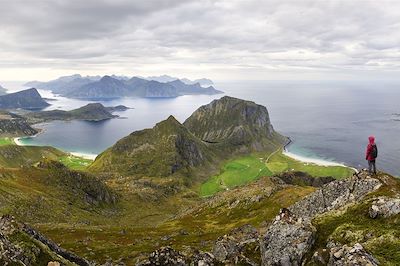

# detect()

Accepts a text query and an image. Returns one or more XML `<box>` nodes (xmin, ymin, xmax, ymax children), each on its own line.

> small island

<box><xmin>24</xmin><ymin>103</ymin><xmax>130</xmax><ymax>124</ymax></box>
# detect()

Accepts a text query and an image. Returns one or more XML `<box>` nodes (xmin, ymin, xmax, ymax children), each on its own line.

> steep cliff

<box><xmin>184</xmin><ymin>96</ymin><xmax>287</xmax><ymax>154</ymax></box>
<box><xmin>90</xmin><ymin>115</ymin><xmax>214</xmax><ymax>177</ymax></box>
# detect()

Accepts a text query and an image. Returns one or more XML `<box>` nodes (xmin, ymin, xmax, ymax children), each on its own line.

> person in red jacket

<box><xmin>366</xmin><ymin>135</ymin><xmax>378</xmax><ymax>175</ymax></box>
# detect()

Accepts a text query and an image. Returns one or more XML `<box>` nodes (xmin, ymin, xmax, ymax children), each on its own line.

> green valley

<box><xmin>200</xmin><ymin>151</ymin><xmax>354</xmax><ymax>197</ymax></box>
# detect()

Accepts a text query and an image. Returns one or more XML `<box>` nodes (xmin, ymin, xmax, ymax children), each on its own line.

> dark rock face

<box><xmin>90</xmin><ymin>115</ymin><xmax>214</xmax><ymax>177</ymax></box>
<box><xmin>0</xmin><ymin>215</ymin><xmax>89</xmax><ymax>265</ymax></box>
<box><xmin>184</xmin><ymin>96</ymin><xmax>287</xmax><ymax>154</ymax></box>
<box><xmin>277</xmin><ymin>171</ymin><xmax>335</xmax><ymax>187</ymax></box>
<box><xmin>260</xmin><ymin>209</ymin><xmax>316</xmax><ymax>266</ymax></box>
<box><xmin>0</xmin><ymin>88</ymin><xmax>49</xmax><ymax>109</ymax></box>
<box><xmin>38</xmin><ymin>160</ymin><xmax>117</xmax><ymax>205</ymax></box>
<box><xmin>0</xmin><ymin>112</ymin><xmax>38</xmax><ymax>137</ymax></box>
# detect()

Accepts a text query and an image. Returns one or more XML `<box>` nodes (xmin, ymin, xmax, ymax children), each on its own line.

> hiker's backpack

<box><xmin>371</xmin><ymin>144</ymin><xmax>378</xmax><ymax>159</ymax></box>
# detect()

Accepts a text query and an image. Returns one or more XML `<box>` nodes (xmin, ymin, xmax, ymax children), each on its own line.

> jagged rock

<box><xmin>190</xmin><ymin>250</ymin><xmax>215</xmax><ymax>266</ymax></box>
<box><xmin>289</xmin><ymin>171</ymin><xmax>382</xmax><ymax>220</ymax></box>
<box><xmin>0</xmin><ymin>215</ymin><xmax>89</xmax><ymax>265</ymax></box>
<box><xmin>213</xmin><ymin>224</ymin><xmax>259</xmax><ymax>265</ymax></box>
<box><xmin>369</xmin><ymin>196</ymin><xmax>400</xmax><ymax>218</ymax></box>
<box><xmin>312</xmin><ymin>249</ymin><xmax>330</xmax><ymax>265</ymax></box>
<box><xmin>260</xmin><ymin>209</ymin><xmax>316</xmax><ymax>266</ymax></box>
<box><xmin>328</xmin><ymin>243</ymin><xmax>379</xmax><ymax>265</ymax></box>
<box><xmin>138</xmin><ymin>247</ymin><xmax>188</xmax><ymax>266</ymax></box>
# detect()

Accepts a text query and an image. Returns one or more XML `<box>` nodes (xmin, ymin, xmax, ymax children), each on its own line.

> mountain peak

<box><xmin>184</xmin><ymin>96</ymin><xmax>286</xmax><ymax>153</ymax></box>
<box><xmin>0</xmin><ymin>88</ymin><xmax>49</xmax><ymax>109</ymax></box>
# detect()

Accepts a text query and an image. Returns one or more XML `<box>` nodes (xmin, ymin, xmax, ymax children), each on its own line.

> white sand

<box><xmin>13</xmin><ymin>137</ymin><xmax>24</xmax><ymax>146</ymax></box>
<box><xmin>70</xmin><ymin>152</ymin><xmax>97</xmax><ymax>160</ymax></box>
<box><xmin>14</xmin><ymin>137</ymin><xmax>97</xmax><ymax>160</ymax></box>
<box><xmin>283</xmin><ymin>149</ymin><xmax>347</xmax><ymax>167</ymax></box>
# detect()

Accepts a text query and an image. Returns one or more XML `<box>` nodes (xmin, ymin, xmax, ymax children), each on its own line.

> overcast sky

<box><xmin>1</xmin><ymin>0</ymin><xmax>400</xmax><ymax>81</ymax></box>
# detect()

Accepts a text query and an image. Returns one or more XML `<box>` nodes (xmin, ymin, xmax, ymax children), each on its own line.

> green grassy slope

<box><xmin>200</xmin><ymin>151</ymin><xmax>354</xmax><ymax>196</ymax></box>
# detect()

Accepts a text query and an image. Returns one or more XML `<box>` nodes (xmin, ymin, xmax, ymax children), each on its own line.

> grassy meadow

<box><xmin>200</xmin><ymin>150</ymin><xmax>354</xmax><ymax>197</ymax></box>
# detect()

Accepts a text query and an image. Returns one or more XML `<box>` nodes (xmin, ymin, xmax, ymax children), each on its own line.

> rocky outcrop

<box><xmin>369</xmin><ymin>196</ymin><xmax>400</xmax><ymax>218</ymax></box>
<box><xmin>260</xmin><ymin>171</ymin><xmax>382</xmax><ymax>265</ymax></box>
<box><xmin>0</xmin><ymin>111</ymin><xmax>38</xmax><ymax>137</ymax></box>
<box><xmin>260</xmin><ymin>208</ymin><xmax>316</xmax><ymax>266</ymax></box>
<box><xmin>213</xmin><ymin>224</ymin><xmax>260</xmax><ymax>265</ymax></box>
<box><xmin>288</xmin><ymin>171</ymin><xmax>382</xmax><ymax>220</ymax></box>
<box><xmin>277</xmin><ymin>171</ymin><xmax>335</xmax><ymax>187</ymax></box>
<box><xmin>327</xmin><ymin>243</ymin><xmax>379</xmax><ymax>266</ymax></box>
<box><xmin>90</xmin><ymin>115</ymin><xmax>215</xmax><ymax>178</ymax></box>
<box><xmin>38</xmin><ymin>160</ymin><xmax>117</xmax><ymax>205</ymax></box>
<box><xmin>0</xmin><ymin>215</ymin><xmax>89</xmax><ymax>265</ymax></box>
<box><xmin>184</xmin><ymin>96</ymin><xmax>287</xmax><ymax>154</ymax></box>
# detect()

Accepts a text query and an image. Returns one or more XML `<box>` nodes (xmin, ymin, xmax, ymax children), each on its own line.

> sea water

<box><xmin>6</xmin><ymin>80</ymin><xmax>400</xmax><ymax>176</ymax></box>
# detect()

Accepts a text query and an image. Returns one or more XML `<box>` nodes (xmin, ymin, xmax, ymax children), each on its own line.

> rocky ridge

<box><xmin>0</xmin><ymin>215</ymin><xmax>89</xmax><ymax>265</ymax></box>
<box><xmin>0</xmin><ymin>88</ymin><xmax>49</xmax><ymax>109</ymax></box>
<box><xmin>139</xmin><ymin>170</ymin><xmax>385</xmax><ymax>265</ymax></box>
<box><xmin>0</xmin><ymin>111</ymin><xmax>38</xmax><ymax>137</ymax></box>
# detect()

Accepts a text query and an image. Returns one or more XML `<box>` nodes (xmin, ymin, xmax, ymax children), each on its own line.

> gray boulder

<box><xmin>289</xmin><ymin>172</ymin><xmax>382</xmax><ymax>220</ymax></box>
<box><xmin>369</xmin><ymin>197</ymin><xmax>400</xmax><ymax>218</ymax></box>
<box><xmin>260</xmin><ymin>209</ymin><xmax>316</xmax><ymax>266</ymax></box>
<box><xmin>328</xmin><ymin>243</ymin><xmax>379</xmax><ymax>266</ymax></box>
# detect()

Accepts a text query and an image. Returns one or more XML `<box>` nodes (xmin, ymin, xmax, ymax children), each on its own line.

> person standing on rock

<box><xmin>366</xmin><ymin>135</ymin><xmax>378</xmax><ymax>175</ymax></box>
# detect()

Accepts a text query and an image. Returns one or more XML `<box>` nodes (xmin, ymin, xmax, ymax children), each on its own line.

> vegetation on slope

<box><xmin>308</xmin><ymin>173</ymin><xmax>400</xmax><ymax>265</ymax></box>
<box><xmin>200</xmin><ymin>151</ymin><xmax>354</xmax><ymax>197</ymax></box>
<box><xmin>24</xmin><ymin>103</ymin><xmax>122</xmax><ymax>123</ymax></box>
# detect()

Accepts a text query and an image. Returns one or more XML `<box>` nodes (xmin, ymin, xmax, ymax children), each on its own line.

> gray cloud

<box><xmin>0</xmin><ymin>0</ymin><xmax>400</xmax><ymax>80</ymax></box>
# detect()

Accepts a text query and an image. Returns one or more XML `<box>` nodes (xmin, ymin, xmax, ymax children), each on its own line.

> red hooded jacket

<box><xmin>366</xmin><ymin>136</ymin><xmax>377</xmax><ymax>161</ymax></box>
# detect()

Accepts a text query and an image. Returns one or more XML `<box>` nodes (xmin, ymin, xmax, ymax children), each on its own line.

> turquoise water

<box><xmin>15</xmin><ymin>80</ymin><xmax>400</xmax><ymax>175</ymax></box>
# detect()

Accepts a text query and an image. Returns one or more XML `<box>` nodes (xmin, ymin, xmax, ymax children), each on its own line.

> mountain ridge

<box><xmin>25</xmin><ymin>74</ymin><xmax>222</xmax><ymax>99</ymax></box>
<box><xmin>0</xmin><ymin>88</ymin><xmax>49</xmax><ymax>109</ymax></box>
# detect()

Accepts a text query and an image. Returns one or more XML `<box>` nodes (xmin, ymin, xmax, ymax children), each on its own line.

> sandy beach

<box><xmin>70</xmin><ymin>152</ymin><xmax>97</xmax><ymax>160</ymax></box>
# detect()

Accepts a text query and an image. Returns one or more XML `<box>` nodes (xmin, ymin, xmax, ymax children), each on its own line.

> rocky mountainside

<box><xmin>184</xmin><ymin>96</ymin><xmax>287</xmax><ymax>154</ymax></box>
<box><xmin>0</xmin><ymin>111</ymin><xmax>38</xmax><ymax>137</ymax></box>
<box><xmin>90</xmin><ymin>115</ymin><xmax>215</xmax><ymax>178</ymax></box>
<box><xmin>0</xmin><ymin>215</ymin><xmax>89</xmax><ymax>265</ymax></box>
<box><xmin>90</xmin><ymin>97</ymin><xmax>285</xmax><ymax>179</ymax></box>
<box><xmin>0</xmin><ymin>88</ymin><xmax>50</xmax><ymax>109</ymax></box>
<box><xmin>138</xmin><ymin>170</ymin><xmax>398</xmax><ymax>265</ymax></box>
<box><xmin>26</xmin><ymin>74</ymin><xmax>222</xmax><ymax>99</ymax></box>
<box><xmin>25</xmin><ymin>103</ymin><xmax>126</xmax><ymax>123</ymax></box>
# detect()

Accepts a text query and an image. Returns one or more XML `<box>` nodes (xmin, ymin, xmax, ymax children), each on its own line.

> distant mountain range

<box><xmin>0</xmin><ymin>88</ymin><xmax>50</xmax><ymax>110</ymax></box>
<box><xmin>25</xmin><ymin>74</ymin><xmax>221</xmax><ymax>99</ymax></box>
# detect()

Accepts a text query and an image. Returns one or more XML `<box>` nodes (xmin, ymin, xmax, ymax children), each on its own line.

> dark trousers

<box><xmin>368</xmin><ymin>160</ymin><xmax>376</xmax><ymax>174</ymax></box>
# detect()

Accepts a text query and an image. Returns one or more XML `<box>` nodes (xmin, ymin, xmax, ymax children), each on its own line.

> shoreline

<box><xmin>283</xmin><ymin>138</ymin><xmax>356</xmax><ymax>170</ymax></box>
<box><xmin>70</xmin><ymin>152</ymin><xmax>97</xmax><ymax>160</ymax></box>
<box><xmin>13</xmin><ymin>135</ymin><xmax>97</xmax><ymax>161</ymax></box>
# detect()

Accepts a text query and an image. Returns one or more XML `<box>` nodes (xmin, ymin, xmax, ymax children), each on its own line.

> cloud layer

<box><xmin>1</xmin><ymin>0</ymin><xmax>400</xmax><ymax>80</ymax></box>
